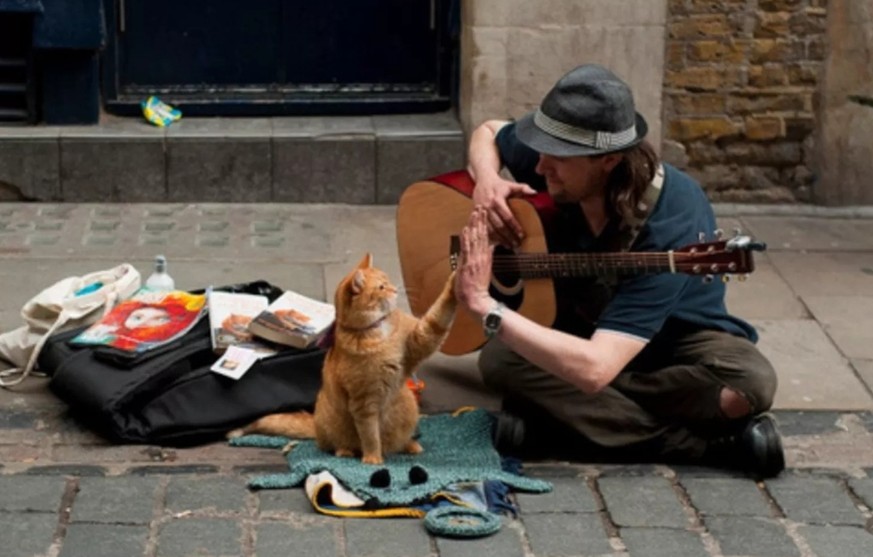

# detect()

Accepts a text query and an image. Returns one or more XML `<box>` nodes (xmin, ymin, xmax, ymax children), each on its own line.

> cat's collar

<box><xmin>338</xmin><ymin>314</ymin><xmax>391</xmax><ymax>333</ymax></box>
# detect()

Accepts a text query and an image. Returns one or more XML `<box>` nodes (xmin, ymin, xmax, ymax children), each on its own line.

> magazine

<box><xmin>70</xmin><ymin>288</ymin><xmax>207</xmax><ymax>354</ymax></box>
<box><xmin>207</xmin><ymin>290</ymin><xmax>270</xmax><ymax>353</ymax></box>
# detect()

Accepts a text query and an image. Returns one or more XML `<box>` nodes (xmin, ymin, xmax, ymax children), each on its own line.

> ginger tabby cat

<box><xmin>228</xmin><ymin>253</ymin><xmax>457</xmax><ymax>465</ymax></box>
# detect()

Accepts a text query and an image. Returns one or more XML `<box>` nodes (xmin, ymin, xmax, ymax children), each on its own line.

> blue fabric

<box><xmin>0</xmin><ymin>0</ymin><xmax>42</xmax><ymax>13</ymax></box>
<box><xmin>495</xmin><ymin>122</ymin><xmax>757</xmax><ymax>343</ymax></box>
<box><xmin>230</xmin><ymin>409</ymin><xmax>552</xmax><ymax>507</ymax></box>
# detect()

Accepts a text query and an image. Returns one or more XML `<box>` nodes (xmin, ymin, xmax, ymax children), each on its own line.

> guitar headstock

<box><xmin>674</xmin><ymin>230</ymin><xmax>766</xmax><ymax>282</ymax></box>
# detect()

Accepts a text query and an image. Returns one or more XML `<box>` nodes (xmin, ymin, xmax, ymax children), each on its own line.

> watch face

<box><xmin>484</xmin><ymin>313</ymin><xmax>501</xmax><ymax>329</ymax></box>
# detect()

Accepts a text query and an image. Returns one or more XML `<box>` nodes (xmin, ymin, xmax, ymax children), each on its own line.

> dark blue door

<box><xmin>104</xmin><ymin>0</ymin><xmax>455</xmax><ymax>115</ymax></box>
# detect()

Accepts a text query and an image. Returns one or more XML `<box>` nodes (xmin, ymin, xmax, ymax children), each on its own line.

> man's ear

<box><xmin>602</xmin><ymin>153</ymin><xmax>623</xmax><ymax>174</ymax></box>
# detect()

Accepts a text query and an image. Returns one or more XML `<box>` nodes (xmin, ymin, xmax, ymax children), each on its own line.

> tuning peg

<box><xmin>703</xmin><ymin>274</ymin><xmax>714</xmax><ymax>284</ymax></box>
<box><xmin>733</xmin><ymin>227</ymin><xmax>743</xmax><ymax>237</ymax></box>
<box><xmin>714</xmin><ymin>228</ymin><xmax>724</xmax><ymax>239</ymax></box>
<box><xmin>698</xmin><ymin>231</ymin><xmax>707</xmax><ymax>242</ymax></box>
<box><xmin>721</xmin><ymin>275</ymin><xmax>730</xmax><ymax>283</ymax></box>
<box><xmin>737</xmin><ymin>274</ymin><xmax>748</xmax><ymax>282</ymax></box>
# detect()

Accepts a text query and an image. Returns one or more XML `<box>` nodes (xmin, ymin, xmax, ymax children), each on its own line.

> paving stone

<box><xmin>772</xmin><ymin>410</ymin><xmax>846</xmax><ymax>436</ymax></box>
<box><xmin>598</xmin><ymin>476</ymin><xmax>689</xmax><ymax>528</ymax></box>
<box><xmin>597</xmin><ymin>464</ymin><xmax>662</xmax><ymax>477</ymax></box>
<box><xmin>23</xmin><ymin>465</ymin><xmax>107</xmax><ymax>476</ymax></box>
<box><xmin>167</xmin><ymin>138</ymin><xmax>271</xmax><ymax>203</ymax></box>
<box><xmin>705</xmin><ymin>516</ymin><xmax>800</xmax><ymax>557</ymax></box>
<box><xmin>523</xmin><ymin>513</ymin><xmax>613</xmax><ymax>556</ymax></box>
<box><xmin>59</xmin><ymin>523</ymin><xmax>148</xmax><ymax>557</ymax></box>
<box><xmin>754</xmin><ymin>319</ymin><xmax>872</xmax><ymax>410</ymax></box>
<box><xmin>620</xmin><ymin>528</ymin><xmax>708</xmax><ymax>557</ymax></box>
<box><xmin>60</xmin><ymin>139</ymin><xmax>166</xmax><ymax>202</ymax></box>
<box><xmin>0</xmin><ymin>139</ymin><xmax>60</xmax><ymax>201</ymax></box>
<box><xmin>681</xmin><ymin>478</ymin><xmax>772</xmax><ymax>516</ymax></box>
<box><xmin>798</xmin><ymin>525</ymin><xmax>873</xmax><ymax>557</ymax></box>
<box><xmin>156</xmin><ymin>518</ymin><xmax>242</xmax><ymax>557</ymax></box>
<box><xmin>343</xmin><ymin>518</ymin><xmax>431</xmax><ymax>557</ymax></box>
<box><xmin>0</xmin><ymin>513</ymin><xmax>59</xmax><ymax>557</ymax></box>
<box><xmin>767</xmin><ymin>251</ymin><xmax>873</xmax><ymax>298</ymax></box>
<box><xmin>742</xmin><ymin>217</ymin><xmax>873</xmax><ymax>252</ymax></box>
<box><xmin>128</xmin><ymin>465</ymin><xmax>220</xmax><ymax>475</ymax></box>
<box><xmin>72</xmin><ymin>476</ymin><xmax>159</xmax><ymax>524</ymax></box>
<box><xmin>765</xmin><ymin>476</ymin><xmax>866</xmax><ymax>525</ymax></box>
<box><xmin>725</xmin><ymin>256</ymin><xmax>809</xmax><ymax>320</ymax></box>
<box><xmin>853</xmin><ymin>361</ymin><xmax>873</xmax><ymax>398</ymax></box>
<box><xmin>0</xmin><ymin>475</ymin><xmax>67</xmax><ymax>512</ymax></box>
<box><xmin>805</xmin><ymin>296</ymin><xmax>873</xmax><ymax>360</ymax></box>
<box><xmin>847</xmin><ymin>478</ymin><xmax>873</xmax><ymax>509</ymax></box>
<box><xmin>255</xmin><ymin>522</ymin><xmax>337</xmax><ymax>557</ymax></box>
<box><xmin>165</xmin><ymin>476</ymin><xmax>249</xmax><ymax>514</ymax></box>
<box><xmin>273</xmin><ymin>136</ymin><xmax>376</xmax><ymax>203</ymax></box>
<box><xmin>435</xmin><ymin>520</ymin><xmax>525</xmax><ymax>557</ymax></box>
<box><xmin>515</xmin><ymin>476</ymin><xmax>599</xmax><ymax>513</ymax></box>
<box><xmin>257</xmin><ymin>488</ymin><xmax>313</xmax><ymax>515</ymax></box>
<box><xmin>0</xmin><ymin>409</ymin><xmax>38</xmax><ymax>428</ymax></box>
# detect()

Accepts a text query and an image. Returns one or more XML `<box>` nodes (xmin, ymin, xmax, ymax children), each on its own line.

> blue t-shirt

<box><xmin>495</xmin><ymin>123</ymin><xmax>757</xmax><ymax>343</ymax></box>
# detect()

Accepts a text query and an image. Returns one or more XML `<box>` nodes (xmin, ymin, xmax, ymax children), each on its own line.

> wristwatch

<box><xmin>482</xmin><ymin>302</ymin><xmax>506</xmax><ymax>339</ymax></box>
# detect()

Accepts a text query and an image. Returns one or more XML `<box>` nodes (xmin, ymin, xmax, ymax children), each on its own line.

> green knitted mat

<box><xmin>230</xmin><ymin>408</ymin><xmax>552</xmax><ymax>506</ymax></box>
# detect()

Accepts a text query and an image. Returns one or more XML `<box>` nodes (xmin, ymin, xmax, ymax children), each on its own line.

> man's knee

<box><xmin>478</xmin><ymin>339</ymin><xmax>513</xmax><ymax>393</ymax></box>
<box><xmin>741</xmin><ymin>352</ymin><xmax>778</xmax><ymax>413</ymax></box>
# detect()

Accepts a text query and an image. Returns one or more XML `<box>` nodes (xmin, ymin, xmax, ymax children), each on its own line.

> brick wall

<box><xmin>662</xmin><ymin>0</ymin><xmax>827</xmax><ymax>202</ymax></box>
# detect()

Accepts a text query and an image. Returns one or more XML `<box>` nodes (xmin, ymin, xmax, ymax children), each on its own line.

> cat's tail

<box><xmin>226</xmin><ymin>411</ymin><xmax>315</xmax><ymax>439</ymax></box>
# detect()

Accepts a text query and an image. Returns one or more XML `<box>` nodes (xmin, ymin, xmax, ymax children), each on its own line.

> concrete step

<box><xmin>0</xmin><ymin>112</ymin><xmax>466</xmax><ymax>203</ymax></box>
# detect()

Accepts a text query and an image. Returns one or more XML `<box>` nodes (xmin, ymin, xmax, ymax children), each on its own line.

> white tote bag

<box><xmin>0</xmin><ymin>263</ymin><xmax>141</xmax><ymax>388</ymax></box>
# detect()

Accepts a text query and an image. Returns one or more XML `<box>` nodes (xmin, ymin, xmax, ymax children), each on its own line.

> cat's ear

<box><xmin>351</xmin><ymin>270</ymin><xmax>366</xmax><ymax>294</ymax></box>
<box><xmin>356</xmin><ymin>252</ymin><xmax>373</xmax><ymax>269</ymax></box>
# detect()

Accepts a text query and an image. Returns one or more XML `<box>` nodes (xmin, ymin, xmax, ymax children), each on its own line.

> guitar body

<box><xmin>396</xmin><ymin>170</ymin><xmax>558</xmax><ymax>355</ymax></box>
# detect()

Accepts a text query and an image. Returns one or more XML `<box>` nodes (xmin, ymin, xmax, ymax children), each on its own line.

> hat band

<box><xmin>534</xmin><ymin>109</ymin><xmax>637</xmax><ymax>151</ymax></box>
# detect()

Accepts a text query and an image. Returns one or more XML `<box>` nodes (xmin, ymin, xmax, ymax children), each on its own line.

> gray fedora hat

<box><xmin>515</xmin><ymin>64</ymin><xmax>648</xmax><ymax>157</ymax></box>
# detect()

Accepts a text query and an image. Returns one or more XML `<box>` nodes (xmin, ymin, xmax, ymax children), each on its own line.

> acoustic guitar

<box><xmin>396</xmin><ymin>170</ymin><xmax>766</xmax><ymax>356</ymax></box>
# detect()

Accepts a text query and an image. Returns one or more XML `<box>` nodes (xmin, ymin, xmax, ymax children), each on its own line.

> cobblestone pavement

<box><xmin>2</xmin><ymin>203</ymin><xmax>873</xmax><ymax>556</ymax></box>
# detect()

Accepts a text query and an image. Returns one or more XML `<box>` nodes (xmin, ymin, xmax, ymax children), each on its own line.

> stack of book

<box><xmin>207</xmin><ymin>289</ymin><xmax>335</xmax><ymax>379</ymax></box>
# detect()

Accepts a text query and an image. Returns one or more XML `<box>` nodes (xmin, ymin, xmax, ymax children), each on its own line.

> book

<box><xmin>248</xmin><ymin>290</ymin><xmax>336</xmax><ymax>349</ymax></box>
<box><xmin>70</xmin><ymin>288</ymin><xmax>207</xmax><ymax>354</ymax></box>
<box><xmin>207</xmin><ymin>290</ymin><xmax>270</xmax><ymax>353</ymax></box>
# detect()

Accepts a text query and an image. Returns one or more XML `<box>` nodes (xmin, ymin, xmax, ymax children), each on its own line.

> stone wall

<box><xmin>815</xmin><ymin>0</ymin><xmax>873</xmax><ymax>205</ymax></box>
<box><xmin>459</xmin><ymin>0</ymin><xmax>668</xmax><ymax>152</ymax></box>
<box><xmin>662</xmin><ymin>0</ymin><xmax>827</xmax><ymax>202</ymax></box>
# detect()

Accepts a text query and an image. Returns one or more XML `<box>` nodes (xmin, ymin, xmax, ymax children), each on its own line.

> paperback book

<box><xmin>207</xmin><ymin>290</ymin><xmax>271</xmax><ymax>353</ymax></box>
<box><xmin>70</xmin><ymin>288</ymin><xmax>207</xmax><ymax>354</ymax></box>
<box><xmin>248</xmin><ymin>290</ymin><xmax>335</xmax><ymax>349</ymax></box>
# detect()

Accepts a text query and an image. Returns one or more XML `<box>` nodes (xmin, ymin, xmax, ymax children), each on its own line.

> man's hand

<box><xmin>471</xmin><ymin>174</ymin><xmax>537</xmax><ymax>248</ymax></box>
<box><xmin>454</xmin><ymin>206</ymin><xmax>496</xmax><ymax>317</ymax></box>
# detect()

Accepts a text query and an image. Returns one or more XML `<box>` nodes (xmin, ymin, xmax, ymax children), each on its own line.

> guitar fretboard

<box><xmin>492</xmin><ymin>252</ymin><xmax>674</xmax><ymax>278</ymax></box>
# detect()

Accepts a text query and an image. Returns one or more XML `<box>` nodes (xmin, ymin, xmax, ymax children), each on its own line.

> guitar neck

<box><xmin>496</xmin><ymin>252</ymin><xmax>676</xmax><ymax>279</ymax></box>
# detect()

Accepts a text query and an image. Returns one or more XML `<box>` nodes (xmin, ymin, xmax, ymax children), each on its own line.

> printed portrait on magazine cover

<box><xmin>73</xmin><ymin>291</ymin><xmax>206</xmax><ymax>352</ymax></box>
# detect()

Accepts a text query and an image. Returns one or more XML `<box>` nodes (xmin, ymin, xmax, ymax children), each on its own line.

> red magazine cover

<box><xmin>70</xmin><ymin>288</ymin><xmax>207</xmax><ymax>353</ymax></box>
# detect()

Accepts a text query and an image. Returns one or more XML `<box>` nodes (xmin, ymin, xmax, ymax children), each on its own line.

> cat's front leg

<box><xmin>349</xmin><ymin>399</ymin><xmax>384</xmax><ymax>464</ymax></box>
<box><xmin>406</xmin><ymin>271</ymin><xmax>458</xmax><ymax>367</ymax></box>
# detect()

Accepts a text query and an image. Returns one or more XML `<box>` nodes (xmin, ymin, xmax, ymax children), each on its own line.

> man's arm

<box><xmin>455</xmin><ymin>207</ymin><xmax>647</xmax><ymax>393</ymax></box>
<box><xmin>467</xmin><ymin>120</ymin><xmax>537</xmax><ymax>247</ymax></box>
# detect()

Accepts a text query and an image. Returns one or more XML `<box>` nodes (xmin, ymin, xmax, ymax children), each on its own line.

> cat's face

<box><xmin>336</xmin><ymin>253</ymin><xmax>398</xmax><ymax>322</ymax></box>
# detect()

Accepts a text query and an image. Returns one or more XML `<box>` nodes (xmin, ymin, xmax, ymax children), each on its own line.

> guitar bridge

<box><xmin>450</xmin><ymin>235</ymin><xmax>460</xmax><ymax>270</ymax></box>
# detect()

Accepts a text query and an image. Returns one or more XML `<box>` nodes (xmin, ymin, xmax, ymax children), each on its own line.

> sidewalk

<box><xmin>1</xmin><ymin>202</ymin><xmax>872</xmax><ymax>557</ymax></box>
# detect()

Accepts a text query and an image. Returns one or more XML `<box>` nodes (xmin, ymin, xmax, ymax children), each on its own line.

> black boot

<box><xmin>704</xmin><ymin>413</ymin><xmax>785</xmax><ymax>479</ymax></box>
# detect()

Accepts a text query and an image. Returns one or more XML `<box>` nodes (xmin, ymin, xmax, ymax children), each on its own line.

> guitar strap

<box><xmin>615</xmin><ymin>163</ymin><xmax>665</xmax><ymax>252</ymax></box>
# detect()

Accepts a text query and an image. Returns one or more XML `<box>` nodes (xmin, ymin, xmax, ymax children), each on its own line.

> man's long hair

<box><xmin>604</xmin><ymin>140</ymin><xmax>660</xmax><ymax>221</ymax></box>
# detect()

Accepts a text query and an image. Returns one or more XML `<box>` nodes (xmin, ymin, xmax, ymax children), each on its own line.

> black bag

<box><xmin>37</xmin><ymin>280</ymin><xmax>325</xmax><ymax>446</ymax></box>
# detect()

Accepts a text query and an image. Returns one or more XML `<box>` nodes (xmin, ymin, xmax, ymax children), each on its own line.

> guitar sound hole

<box><xmin>489</xmin><ymin>245</ymin><xmax>524</xmax><ymax>311</ymax></box>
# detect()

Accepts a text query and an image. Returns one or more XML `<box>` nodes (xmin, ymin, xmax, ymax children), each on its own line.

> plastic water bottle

<box><xmin>145</xmin><ymin>255</ymin><xmax>175</xmax><ymax>291</ymax></box>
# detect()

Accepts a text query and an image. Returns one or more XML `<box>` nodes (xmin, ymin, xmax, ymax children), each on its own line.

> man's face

<box><xmin>534</xmin><ymin>153</ymin><xmax>619</xmax><ymax>204</ymax></box>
